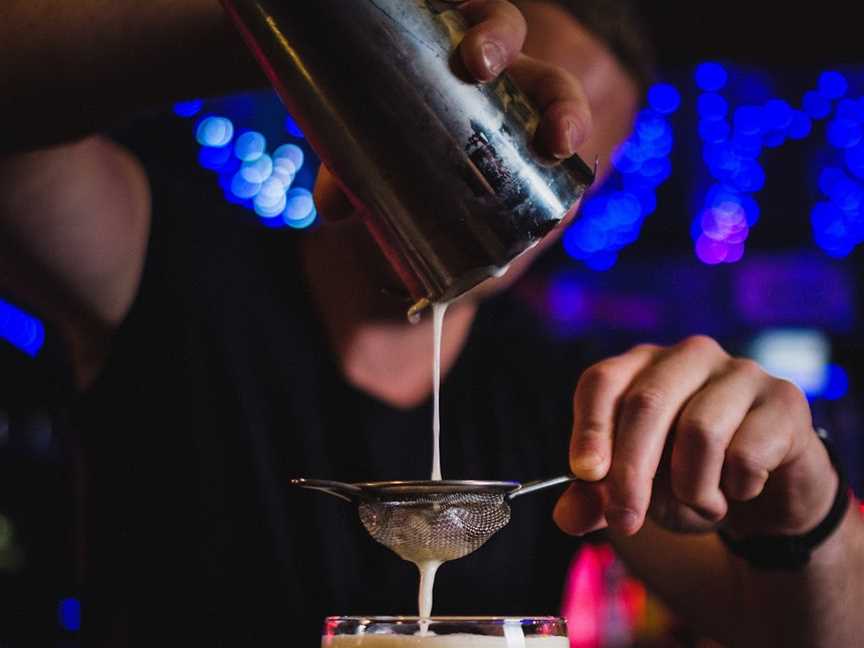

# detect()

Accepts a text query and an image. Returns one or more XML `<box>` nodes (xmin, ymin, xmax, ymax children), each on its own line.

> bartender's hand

<box><xmin>554</xmin><ymin>336</ymin><xmax>839</xmax><ymax>539</ymax></box>
<box><xmin>315</xmin><ymin>0</ymin><xmax>591</xmax><ymax>220</ymax></box>
<box><xmin>445</xmin><ymin>0</ymin><xmax>591</xmax><ymax>158</ymax></box>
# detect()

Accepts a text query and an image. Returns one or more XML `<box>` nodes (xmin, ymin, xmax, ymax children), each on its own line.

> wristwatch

<box><xmin>717</xmin><ymin>428</ymin><xmax>852</xmax><ymax>571</ymax></box>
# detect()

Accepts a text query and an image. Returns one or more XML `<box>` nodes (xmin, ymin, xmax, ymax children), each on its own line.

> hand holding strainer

<box><xmin>291</xmin><ymin>476</ymin><xmax>579</xmax><ymax>564</ymax></box>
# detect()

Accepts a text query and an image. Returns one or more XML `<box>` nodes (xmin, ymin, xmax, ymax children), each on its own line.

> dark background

<box><xmin>1</xmin><ymin>2</ymin><xmax>863</xmax><ymax>645</ymax></box>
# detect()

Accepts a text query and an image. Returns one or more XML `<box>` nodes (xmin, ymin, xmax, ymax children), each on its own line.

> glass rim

<box><xmin>325</xmin><ymin>616</ymin><xmax>565</xmax><ymax>624</ymax></box>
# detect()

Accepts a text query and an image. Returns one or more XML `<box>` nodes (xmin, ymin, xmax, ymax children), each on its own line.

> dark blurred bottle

<box><xmin>221</xmin><ymin>0</ymin><xmax>594</xmax><ymax>315</ymax></box>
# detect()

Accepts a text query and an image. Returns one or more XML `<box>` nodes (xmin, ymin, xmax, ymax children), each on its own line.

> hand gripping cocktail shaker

<box><xmin>221</xmin><ymin>0</ymin><xmax>595</xmax><ymax>314</ymax></box>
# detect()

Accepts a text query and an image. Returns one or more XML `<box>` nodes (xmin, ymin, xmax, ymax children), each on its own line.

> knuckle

<box><xmin>630</xmin><ymin>342</ymin><xmax>659</xmax><ymax>356</ymax></box>
<box><xmin>725</xmin><ymin>448</ymin><xmax>770</xmax><ymax>482</ymax></box>
<box><xmin>679</xmin><ymin>416</ymin><xmax>726</xmax><ymax>452</ymax></box>
<box><xmin>577</xmin><ymin>363</ymin><xmax>617</xmax><ymax>394</ymax></box>
<box><xmin>728</xmin><ymin>357</ymin><xmax>764</xmax><ymax>379</ymax></box>
<box><xmin>769</xmin><ymin>378</ymin><xmax>806</xmax><ymax>409</ymax></box>
<box><xmin>622</xmin><ymin>386</ymin><xmax>667</xmax><ymax>417</ymax></box>
<box><xmin>679</xmin><ymin>334</ymin><xmax>724</xmax><ymax>356</ymax></box>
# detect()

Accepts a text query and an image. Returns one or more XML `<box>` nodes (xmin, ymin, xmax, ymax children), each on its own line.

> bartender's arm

<box><xmin>0</xmin><ymin>0</ymin><xmax>588</xmax><ymax>152</ymax></box>
<box><xmin>555</xmin><ymin>335</ymin><xmax>864</xmax><ymax>647</ymax></box>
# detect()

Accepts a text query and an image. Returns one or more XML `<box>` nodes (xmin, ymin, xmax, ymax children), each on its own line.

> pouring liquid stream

<box><xmin>431</xmin><ymin>301</ymin><xmax>449</xmax><ymax>482</ymax></box>
<box><xmin>418</xmin><ymin>301</ymin><xmax>448</xmax><ymax>633</ymax></box>
<box><xmin>417</xmin><ymin>267</ymin><xmax>511</xmax><ymax>629</ymax></box>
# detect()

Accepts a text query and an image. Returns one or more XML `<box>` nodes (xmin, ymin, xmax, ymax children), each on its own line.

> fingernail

<box><xmin>571</xmin><ymin>450</ymin><xmax>605</xmax><ymax>480</ymax></box>
<box><xmin>481</xmin><ymin>41</ymin><xmax>506</xmax><ymax>78</ymax></box>
<box><xmin>553</xmin><ymin>120</ymin><xmax>584</xmax><ymax>160</ymax></box>
<box><xmin>605</xmin><ymin>507</ymin><xmax>639</xmax><ymax>533</ymax></box>
<box><xmin>568</xmin><ymin>119</ymin><xmax>585</xmax><ymax>153</ymax></box>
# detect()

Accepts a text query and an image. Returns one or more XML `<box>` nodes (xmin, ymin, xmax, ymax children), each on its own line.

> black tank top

<box><xmin>73</xmin><ymin>162</ymin><xmax>587</xmax><ymax>646</ymax></box>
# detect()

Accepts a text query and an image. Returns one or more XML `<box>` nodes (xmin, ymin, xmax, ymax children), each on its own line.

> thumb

<box><xmin>553</xmin><ymin>482</ymin><xmax>608</xmax><ymax>536</ymax></box>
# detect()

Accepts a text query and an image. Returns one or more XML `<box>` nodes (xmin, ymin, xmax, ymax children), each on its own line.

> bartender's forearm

<box><xmin>0</xmin><ymin>0</ymin><xmax>264</xmax><ymax>152</ymax></box>
<box><xmin>610</xmin><ymin>503</ymin><xmax>864</xmax><ymax>647</ymax></box>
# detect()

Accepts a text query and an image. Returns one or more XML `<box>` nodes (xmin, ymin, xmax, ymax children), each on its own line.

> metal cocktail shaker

<box><xmin>221</xmin><ymin>0</ymin><xmax>595</xmax><ymax>313</ymax></box>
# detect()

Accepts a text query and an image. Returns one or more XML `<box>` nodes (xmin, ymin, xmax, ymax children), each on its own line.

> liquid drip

<box><xmin>417</xmin><ymin>560</ymin><xmax>442</xmax><ymax>629</ymax></box>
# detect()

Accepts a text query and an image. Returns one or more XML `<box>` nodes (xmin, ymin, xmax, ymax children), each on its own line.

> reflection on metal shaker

<box><xmin>221</xmin><ymin>0</ymin><xmax>595</xmax><ymax>313</ymax></box>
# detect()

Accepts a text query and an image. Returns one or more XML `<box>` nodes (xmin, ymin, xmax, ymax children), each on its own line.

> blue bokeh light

<box><xmin>253</xmin><ymin>177</ymin><xmax>288</xmax><ymax>217</ymax></box>
<box><xmin>699</xmin><ymin>119</ymin><xmax>730</xmax><ymax>143</ymax></box>
<box><xmin>647</xmin><ymin>83</ymin><xmax>681</xmax><ymax>115</ymax></box>
<box><xmin>173</xmin><ymin>99</ymin><xmax>204</xmax><ymax>118</ymax></box>
<box><xmin>822</xmin><ymin>364</ymin><xmax>850</xmax><ymax>400</ymax></box>
<box><xmin>811</xmin><ymin>76</ymin><xmax>864</xmax><ymax>258</ymax></box>
<box><xmin>803</xmin><ymin>91</ymin><xmax>832</xmax><ymax>120</ymax></box>
<box><xmin>283</xmin><ymin>188</ymin><xmax>317</xmax><ymax>228</ymax></box>
<box><xmin>196</xmin><ymin>116</ymin><xmax>234</xmax><ymax>148</ymax></box>
<box><xmin>845</xmin><ymin>143</ymin><xmax>864</xmax><ymax>179</ymax></box>
<box><xmin>762</xmin><ymin>130</ymin><xmax>786</xmax><ymax>148</ymax></box>
<box><xmin>837</xmin><ymin>98</ymin><xmax>864</xmax><ymax>122</ymax></box>
<box><xmin>564</xmin><ymin>89</ymin><xmax>679</xmax><ymax>270</ymax></box>
<box><xmin>254</xmin><ymin>185</ymin><xmax>288</xmax><ymax>218</ymax></box>
<box><xmin>695</xmin><ymin>63</ymin><xmax>728</xmax><ymax>92</ymax></box>
<box><xmin>273</xmin><ymin>143</ymin><xmax>305</xmax><ymax>172</ymax></box>
<box><xmin>733</xmin><ymin>106</ymin><xmax>765</xmax><ymax>136</ymax></box>
<box><xmin>240</xmin><ymin>154</ymin><xmax>273</xmax><ymax>184</ymax></box>
<box><xmin>271</xmin><ymin>157</ymin><xmax>297</xmax><ymax>187</ymax></box>
<box><xmin>59</xmin><ymin>597</ymin><xmax>81</xmax><ymax>632</ymax></box>
<box><xmin>731</xmin><ymin>159</ymin><xmax>766</xmax><ymax>193</ymax></box>
<box><xmin>234</xmin><ymin>131</ymin><xmax>267</xmax><ymax>162</ymax></box>
<box><xmin>697</xmin><ymin>93</ymin><xmax>728</xmax><ymax>120</ymax></box>
<box><xmin>692</xmin><ymin>66</ymin><xmax>780</xmax><ymax>264</ymax></box>
<box><xmin>198</xmin><ymin>145</ymin><xmax>232</xmax><ymax>171</ymax></box>
<box><xmin>0</xmin><ymin>297</ymin><xmax>45</xmax><ymax>357</ymax></box>
<box><xmin>817</xmin><ymin>71</ymin><xmax>848</xmax><ymax>100</ymax></box>
<box><xmin>695</xmin><ymin>234</ymin><xmax>728</xmax><ymax>264</ymax></box>
<box><xmin>584</xmin><ymin>251</ymin><xmax>618</xmax><ymax>271</ymax></box>
<box><xmin>230</xmin><ymin>172</ymin><xmax>262</xmax><ymax>200</ymax></box>
<box><xmin>182</xmin><ymin>91</ymin><xmax>321</xmax><ymax>230</ymax></box>
<box><xmin>762</xmin><ymin>99</ymin><xmax>794</xmax><ymax>130</ymax></box>
<box><xmin>827</xmin><ymin>118</ymin><xmax>863</xmax><ymax>149</ymax></box>
<box><xmin>787</xmin><ymin>111</ymin><xmax>813</xmax><ymax>139</ymax></box>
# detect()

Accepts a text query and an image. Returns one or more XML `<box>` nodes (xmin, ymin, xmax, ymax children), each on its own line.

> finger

<box><xmin>649</xmin><ymin>477</ymin><xmax>721</xmax><ymax>534</ymax></box>
<box><xmin>670</xmin><ymin>359</ymin><xmax>766</xmax><ymax>521</ymax></box>
<box><xmin>553</xmin><ymin>482</ymin><xmax>607</xmax><ymax>536</ymax></box>
<box><xmin>721</xmin><ymin>380</ymin><xmax>804</xmax><ymax>503</ymax></box>
<box><xmin>570</xmin><ymin>344</ymin><xmax>658</xmax><ymax>481</ymax></box>
<box><xmin>508</xmin><ymin>55</ymin><xmax>593</xmax><ymax>159</ymax></box>
<box><xmin>608</xmin><ymin>335</ymin><xmax>727</xmax><ymax>535</ymax></box>
<box><xmin>447</xmin><ymin>0</ymin><xmax>527</xmax><ymax>82</ymax></box>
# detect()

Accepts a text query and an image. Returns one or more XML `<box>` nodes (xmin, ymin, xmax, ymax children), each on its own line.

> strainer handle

<box><xmin>290</xmin><ymin>478</ymin><xmax>366</xmax><ymax>503</ymax></box>
<box><xmin>507</xmin><ymin>474</ymin><xmax>579</xmax><ymax>499</ymax></box>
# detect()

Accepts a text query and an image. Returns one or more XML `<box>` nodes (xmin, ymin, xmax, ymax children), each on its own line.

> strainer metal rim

<box><xmin>353</xmin><ymin>480</ymin><xmax>520</xmax><ymax>496</ymax></box>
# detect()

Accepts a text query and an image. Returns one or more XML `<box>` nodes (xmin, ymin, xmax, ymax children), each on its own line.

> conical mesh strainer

<box><xmin>291</xmin><ymin>477</ymin><xmax>576</xmax><ymax>564</ymax></box>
